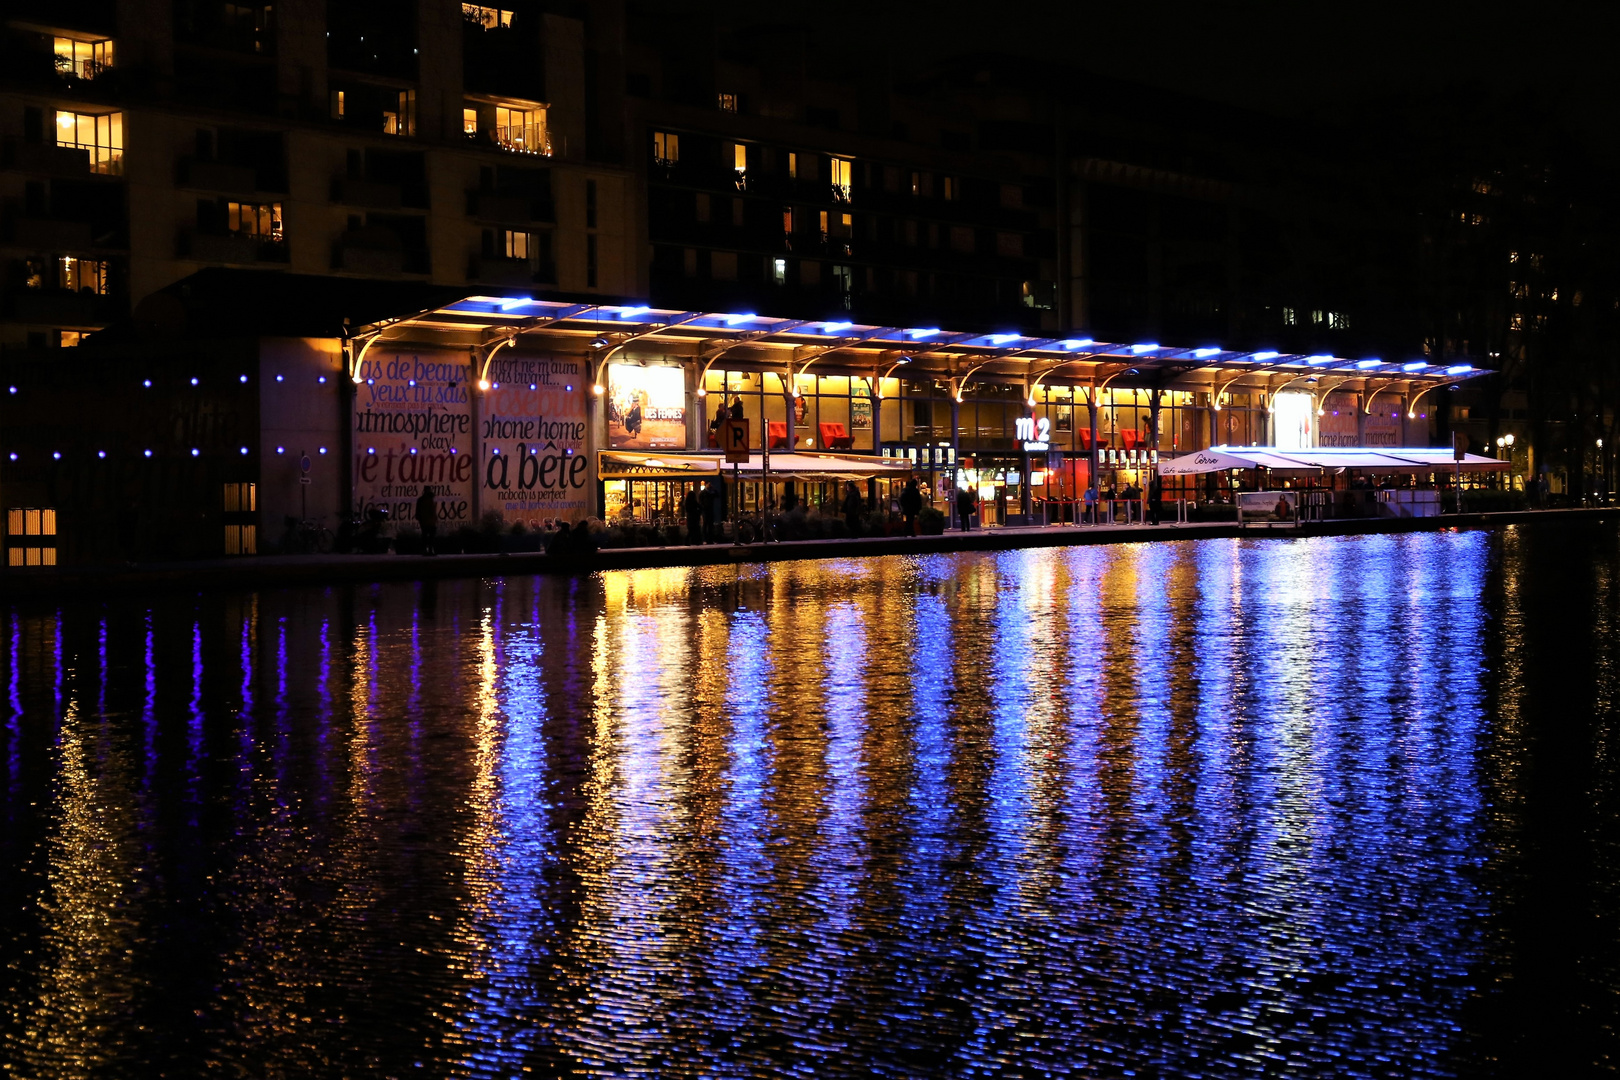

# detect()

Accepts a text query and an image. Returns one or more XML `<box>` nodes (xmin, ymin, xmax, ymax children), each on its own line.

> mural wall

<box><xmin>351</xmin><ymin>347</ymin><xmax>593</xmax><ymax>528</ymax></box>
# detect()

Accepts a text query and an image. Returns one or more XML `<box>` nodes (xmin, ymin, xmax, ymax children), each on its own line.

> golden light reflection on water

<box><xmin>6</xmin><ymin>530</ymin><xmax>1620</xmax><ymax>1075</ymax></box>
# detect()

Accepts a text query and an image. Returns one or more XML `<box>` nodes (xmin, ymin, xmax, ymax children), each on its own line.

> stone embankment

<box><xmin>1</xmin><ymin>509</ymin><xmax>1611</xmax><ymax>598</ymax></box>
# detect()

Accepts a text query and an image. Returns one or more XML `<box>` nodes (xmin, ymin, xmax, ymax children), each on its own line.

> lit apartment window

<box><xmin>652</xmin><ymin>131</ymin><xmax>679</xmax><ymax>166</ymax></box>
<box><xmin>718</xmin><ymin>92</ymin><xmax>738</xmax><ymax>113</ymax></box>
<box><xmin>223</xmin><ymin>481</ymin><xmax>257</xmax><ymax>558</ymax></box>
<box><xmin>504</xmin><ymin>230</ymin><xmax>531</xmax><ymax>259</ymax></box>
<box><xmin>223</xmin><ymin>525</ymin><xmax>257</xmax><ymax>555</ymax></box>
<box><xmin>462</xmin><ymin>107</ymin><xmax>478</xmax><ymax>135</ymax></box>
<box><xmin>782</xmin><ymin>206</ymin><xmax>794</xmax><ymax>233</ymax></box>
<box><xmin>56</xmin><ymin>330</ymin><xmax>84</xmax><ymax>347</ymax></box>
<box><xmin>773</xmin><ymin>257</ymin><xmax>787</xmax><ymax>285</ymax></box>
<box><xmin>59</xmin><ymin>257</ymin><xmax>109</xmax><ymax>295</ymax></box>
<box><xmin>53</xmin><ymin>37</ymin><xmax>113</xmax><ymax>79</ymax></box>
<box><xmin>832</xmin><ymin>264</ymin><xmax>853</xmax><ymax>308</ymax></box>
<box><xmin>55</xmin><ymin>110</ymin><xmax>123</xmax><ymax>175</ymax></box>
<box><xmin>24</xmin><ymin>259</ymin><xmax>45</xmax><ymax>289</ymax></box>
<box><xmin>829</xmin><ymin>157</ymin><xmax>852</xmax><ymax>201</ymax></box>
<box><xmin>228</xmin><ymin>201</ymin><xmax>283</xmax><ymax>241</ymax></box>
<box><xmin>7</xmin><ymin>508</ymin><xmax>57</xmax><ymax>567</ymax></box>
<box><xmin>733</xmin><ymin>143</ymin><xmax>747</xmax><ymax>173</ymax></box>
<box><xmin>382</xmin><ymin>90</ymin><xmax>417</xmax><ymax>136</ymax></box>
<box><xmin>462</xmin><ymin>3</ymin><xmax>513</xmax><ymax>28</ymax></box>
<box><xmin>787</xmin><ymin>152</ymin><xmax>797</xmax><ymax>178</ymax></box>
<box><xmin>818</xmin><ymin>210</ymin><xmax>829</xmax><ymax>237</ymax></box>
<box><xmin>331</xmin><ymin>90</ymin><xmax>346</xmax><ymax>119</ymax></box>
<box><xmin>942</xmin><ymin>176</ymin><xmax>956</xmax><ymax>201</ymax></box>
<box><xmin>1328</xmin><ymin>311</ymin><xmax>1351</xmax><ymax>330</ymax></box>
<box><xmin>492</xmin><ymin>105</ymin><xmax>547</xmax><ymax>153</ymax></box>
<box><xmin>223</xmin><ymin>483</ymin><xmax>257</xmax><ymax>513</ymax></box>
<box><xmin>1311</xmin><ymin>309</ymin><xmax>1324</xmax><ymax>325</ymax></box>
<box><xmin>1282</xmin><ymin>306</ymin><xmax>1297</xmax><ymax>325</ymax></box>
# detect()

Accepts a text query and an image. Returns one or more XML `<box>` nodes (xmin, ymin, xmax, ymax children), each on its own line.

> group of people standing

<box><xmin>681</xmin><ymin>476</ymin><xmax>730</xmax><ymax>543</ymax></box>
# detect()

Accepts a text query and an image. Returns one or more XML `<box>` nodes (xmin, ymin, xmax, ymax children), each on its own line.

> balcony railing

<box><xmin>490</xmin><ymin>124</ymin><xmax>552</xmax><ymax>156</ymax></box>
<box><xmin>58</xmin><ymin>142</ymin><xmax>122</xmax><ymax>176</ymax></box>
<box><xmin>55</xmin><ymin>57</ymin><xmax>110</xmax><ymax>80</ymax></box>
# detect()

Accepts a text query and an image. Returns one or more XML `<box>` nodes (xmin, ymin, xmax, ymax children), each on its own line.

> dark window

<box><xmin>585</xmin><ymin>180</ymin><xmax>597</xmax><ymax>228</ymax></box>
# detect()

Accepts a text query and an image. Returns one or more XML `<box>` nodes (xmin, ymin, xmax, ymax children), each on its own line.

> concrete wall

<box><xmin>258</xmin><ymin>337</ymin><xmax>344</xmax><ymax>541</ymax></box>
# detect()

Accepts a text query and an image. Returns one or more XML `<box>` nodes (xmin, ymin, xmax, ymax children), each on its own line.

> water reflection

<box><xmin>2</xmin><ymin>529</ymin><xmax>1619</xmax><ymax>1075</ymax></box>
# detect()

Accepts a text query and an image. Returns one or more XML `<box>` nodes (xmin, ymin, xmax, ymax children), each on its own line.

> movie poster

<box><xmin>851</xmin><ymin>379</ymin><xmax>872</xmax><ymax>430</ymax></box>
<box><xmin>607</xmin><ymin>363</ymin><xmax>686</xmax><ymax>449</ymax></box>
<box><xmin>352</xmin><ymin>349</ymin><xmax>475</xmax><ymax>527</ymax></box>
<box><xmin>481</xmin><ymin>353</ymin><xmax>593</xmax><ymax>524</ymax></box>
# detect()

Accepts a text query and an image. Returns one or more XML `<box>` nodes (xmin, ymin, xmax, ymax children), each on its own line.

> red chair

<box><xmin>767</xmin><ymin>421</ymin><xmax>792</xmax><ymax>449</ymax></box>
<box><xmin>1121</xmin><ymin>429</ymin><xmax>1140</xmax><ymax>450</ymax></box>
<box><xmin>818</xmin><ymin>422</ymin><xmax>854</xmax><ymax>450</ymax></box>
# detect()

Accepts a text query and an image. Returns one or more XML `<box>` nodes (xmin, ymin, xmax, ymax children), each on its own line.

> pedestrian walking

<box><xmin>710</xmin><ymin>474</ymin><xmax>729</xmax><ymax>542</ymax></box>
<box><xmin>1148</xmin><ymin>476</ymin><xmax>1163</xmax><ymax>525</ymax></box>
<box><xmin>415</xmin><ymin>485</ymin><xmax>438</xmax><ymax>556</ymax></box>
<box><xmin>699</xmin><ymin>480</ymin><xmax>716</xmax><ymax>543</ymax></box>
<box><xmin>682</xmin><ymin>485</ymin><xmax>703</xmax><ymax>544</ymax></box>
<box><xmin>841</xmin><ymin>481</ymin><xmax>864</xmax><ymax>536</ymax></box>
<box><xmin>1083</xmin><ymin>485</ymin><xmax>1097</xmax><ymax>525</ymax></box>
<box><xmin>900</xmin><ymin>478</ymin><xmax>922</xmax><ymax>535</ymax></box>
<box><xmin>956</xmin><ymin>486</ymin><xmax>976</xmax><ymax>531</ymax></box>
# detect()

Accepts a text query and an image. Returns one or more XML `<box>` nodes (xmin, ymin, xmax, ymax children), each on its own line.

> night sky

<box><xmin>703</xmin><ymin>0</ymin><xmax>1619</xmax><ymax>152</ymax></box>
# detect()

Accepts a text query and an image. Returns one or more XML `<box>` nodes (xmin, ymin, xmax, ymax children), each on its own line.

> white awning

<box><xmin>600</xmin><ymin>451</ymin><xmax>917</xmax><ymax>482</ymax></box>
<box><xmin>1156</xmin><ymin>449</ymin><xmax>1258</xmax><ymax>475</ymax></box>
<box><xmin>1158</xmin><ymin>446</ymin><xmax>1511</xmax><ymax>474</ymax></box>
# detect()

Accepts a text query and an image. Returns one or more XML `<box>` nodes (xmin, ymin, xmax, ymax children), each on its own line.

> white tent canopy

<box><xmin>1158</xmin><ymin>445</ymin><xmax>1511</xmax><ymax>475</ymax></box>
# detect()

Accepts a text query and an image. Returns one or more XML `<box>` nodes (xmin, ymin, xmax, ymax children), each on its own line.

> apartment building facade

<box><xmin>0</xmin><ymin>0</ymin><xmax>635</xmax><ymax>353</ymax></box>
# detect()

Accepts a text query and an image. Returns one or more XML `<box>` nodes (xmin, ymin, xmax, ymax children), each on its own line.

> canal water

<box><xmin>1</xmin><ymin>526</ymin><xmax>1617</xmax><ymax>1078</ymax></box>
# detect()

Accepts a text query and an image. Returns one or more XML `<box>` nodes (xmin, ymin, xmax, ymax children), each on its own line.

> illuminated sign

<box><xmin>608</xmin><ymin>363</ymin><xmax>686</xmax><ymax>449</ymax></box>
<box><xmin>1014</xmin><ymin>415</ymin><xmax>1050</xmax><ymax>451</ymax></box>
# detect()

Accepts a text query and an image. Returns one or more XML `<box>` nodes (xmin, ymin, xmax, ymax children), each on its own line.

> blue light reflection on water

<box><xmin>1</xmin><ymin>530</ymin><xmax>1615</xmax><ymax>1077</ymax></box>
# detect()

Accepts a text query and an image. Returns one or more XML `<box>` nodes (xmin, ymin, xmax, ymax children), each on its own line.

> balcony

<box><xmin>1</xmin><ymin>140</ymin><xmax>97</xmax><ymax>179</ymax></box>
<box><xmin>334</xmin><ymin>227</ymin><xmax>428</xmax><ymax>275</ymax></box>
<box><xmin>54</xmin><ymin>142</ymin><xmax>122</xmax><ymax>177</ymax></box>
<box><xmin>10</xmin><ymin>290</ymin><xmax>120</xmax><ymax>326</ymax></box>
<box><xmin>468</xmin><ymin>255</ymin><xmax>553</xmax><ymax>288</ymax></box>
<box><xmin>331</xmin><ymin>176</ymin><xmax>403</xmax><ymax>210</ymax></box>
<box><xmin>9</xmin><ymin>217</ymin><xmax>94</xmax><ymax>250</ymax></box>
<box><xmin>178</xmin><ymin>157</ymin><xmax>258</xmax><ymax>195</ymax></box>
<box><xmin>487</xmin><ymin>124</ymin><xmax>552</xmax><ymax>157</ymax></box>
<box><xmin>465</xmin><ymin>189</ymin><xmax>553</xmax><ymax>224</ymax></box>
<box><xmin>180</xmin><ymin>230</ymin><xmax>288</xmax><ymax>265</ymax></box>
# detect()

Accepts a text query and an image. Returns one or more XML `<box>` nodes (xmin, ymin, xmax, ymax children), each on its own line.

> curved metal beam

<box><xmin>590</xmin><ymin>312</ymin><xmax>707</xmax><ymax>394</ymax></box>
<box><xmin>476</xmin><ymin>335</ymin><xmax>518</xmax><ymax>388</ymax></box>
<box><xmin>1406</xmin><ymin>380</ymin><xmax>1460</xmax><ymax>419</ymax></box>
<box><xmin>1027</xmin><ymin>351</ymin><xmax>1108</xmax><ymax>404</ymax></box>
<box><xmin>693</xmin><ymin>319</ymin><xmax>814</xmax><ymax>396</ymax></box>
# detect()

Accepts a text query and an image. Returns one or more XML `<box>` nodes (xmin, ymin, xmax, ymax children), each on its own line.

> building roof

<box><xmin>356</xmin><ymin>294</ymin><xmax>1489</xmax><ymax>402</ymax></box>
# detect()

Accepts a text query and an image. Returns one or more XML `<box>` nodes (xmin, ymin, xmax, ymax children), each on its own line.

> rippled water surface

<box><xmin>4</xmin><ymin>527</ymin><xmax>1620</xmax><ymax>1077</ymax></box>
